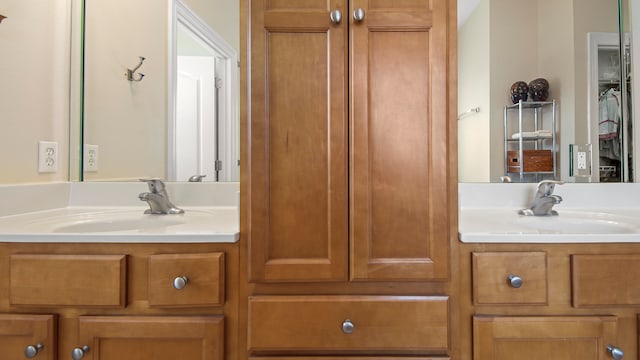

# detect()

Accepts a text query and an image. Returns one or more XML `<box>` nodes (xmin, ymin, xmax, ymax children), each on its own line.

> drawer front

<box><xmin>572</xmin><ymin>254</ymin><xmax>640</xmax><ymax>306</ymax></box>
<box><xmin>472</xmin><ymin>252</ymin><xmax>547</xmax><ymax>305</ymax></box>
<box><xmin>248</xmin><ymin>295</ymin><xmax>449</xmax><ymax>354</ymax></box>
<box><xmin>10</xmin><ymin>254</ymin><xmax>127</xmax><ymax>307</ymax></box>
<box><xmin>148</xmin><ymin>252</ymin><xmax>225</xmax><ymax>307</ymax></box>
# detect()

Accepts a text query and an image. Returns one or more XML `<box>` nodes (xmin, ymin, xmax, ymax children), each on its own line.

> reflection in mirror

<box><xmin>170</xmin><ymin>2</ymin><xmax>239</xmax><ymax>182</ymax></box>
<box><xmin>457</xmin><ymin>0</ymin><xmax>637</xmax><ymax>183</ymax></box>
<box><xmin>82</xmin><ymin>0</ymin><xmax>239</xmax><ymax>182</ymax></box>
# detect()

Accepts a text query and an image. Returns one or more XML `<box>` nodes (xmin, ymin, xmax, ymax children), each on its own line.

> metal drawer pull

<box><xmin>24</xmin><ymin>343</ymin><xmax>43</xmax><ymax>358</ymax></box>
<box><xmin>71</xmin><ymin>345</ymin><xmax>90</xmax><ymax>360</ymax></box>
<box><xmin>330</xmin><ymin>9</ymin><xmax>342</xmax><ymax>24</ymax></box>
<box><xmin>173</xmin><ymin>276</ymin><xmax>189</xmax><ymax>290</ymax></box>
<box><xmin>342</xmin><ymin>319</ymin><xmax>354</xmax><ymax>334</ymax></box>
<box><xmin>353</xmin><ymin>8</ymin><xmax>365</xmax><ymax>22</ymax></box>
<box><xmin>507</xmin><ymin>274</ymin><xmax>523</xmax><ymax>288</ymax></box>
<box><xmin>607</xmin><ymin>345</ymin><xmax>624</xmax><ymax>360</ymax></box>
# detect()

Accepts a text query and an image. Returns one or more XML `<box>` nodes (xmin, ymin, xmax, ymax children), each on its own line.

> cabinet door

<box><xmin>248</xmin><ymin>0</ymin><xmax>348</xmax><ymax>282</ymax></box>
<box><xmin>76</xmin><ymin>316</ymin><xmax>223</xmax><ymax>360</ymax></box>
<box><xmin>0</xmin><ymin>314</ymin><xmax>56</xmax><ymax>360</ymax></box>
<box><xmin>350</xmin><ymin>0</ymin><xmax>451</xmax><ymax>280</ymax></box>
<box><xmin>473</xmin><ymin>316</ymin><xmax>617</xmax><ymax>360</ymax></box>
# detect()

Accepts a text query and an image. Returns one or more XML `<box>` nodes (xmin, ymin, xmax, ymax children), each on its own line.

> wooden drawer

<box><xmin>148</xmin><ymin>252</ymin><xmax>225</xmax><ymax>307</ymax></box>
<box><xmin>248</xmin><ymin>295</ymin><xmax>449</xmax><ymax>354</ymax></box>
<box><xmin>572</xmin><ymin>254</ymin><xmax>640</xmax><ymax>306</ymax></box>
<box><xmin>472</xmin><ymin>252</ymin><xmax>547</xmax><ymax>305</ymax></box>
<box><xmin>10</xmin><ymin>254</ymin><xmax>127</xmax><ymax>307</ymax></box>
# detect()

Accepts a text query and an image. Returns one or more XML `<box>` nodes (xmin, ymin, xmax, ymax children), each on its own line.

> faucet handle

<box><xmin>537</xmin><ymin>180</ymin><xmax>565</xmax><ymax>186</ymax></box>
<box><xmin>139</xmin><ymin>178</ymin><xmax>166</xmax><ymax>193</ymax></box>
<box><xmin>536</xmin><ymin>179</ymin><xmax>564</xmax><ymax>197</ymax></box>
<box><xmin>188</xmin><ymin>175</ymin><xmax>207</xmax><ymax>182</ymax></box>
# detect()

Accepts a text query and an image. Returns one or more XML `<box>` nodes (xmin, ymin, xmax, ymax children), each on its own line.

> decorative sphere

<box><xmin>510</xmin><ymin>81</ymin><xmax>529</xmax><ymax>104</ymax></box>
<box><xmin>528</xmin><ymin>78</ymin><xmax>549</xmax><ymax>101</ymax></box>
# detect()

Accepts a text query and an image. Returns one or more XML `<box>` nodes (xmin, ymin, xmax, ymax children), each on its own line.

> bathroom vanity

<box><xmin>458</xmin><ymin>183</ymin><xmax>640</xmax><ymax>359</ymax></box>
<box><xmin>0</xmin><ymin>182</ymin><xmax>240</xmax><ymax>360</ymax></box>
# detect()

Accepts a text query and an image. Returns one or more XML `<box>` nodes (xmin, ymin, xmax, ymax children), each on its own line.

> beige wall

<box><xmin>83</xmin><ymin>0</ymin><xmax>168</xmax><ymax>181</ymax></box>
<box><xmin>0</xmin><ymin>0</ymin><xmax>71</xmax><ymax>184</ymax></box>
<box><xmin>537</xmin><ymin>0</ymin><xmax>573</xmax><ymax>181</ymax></box>
<box><xmin>458</xmin><ymin>0</ymin><xmax>490</xmax><ymax>182</ymax></box>
<box><xmin>183</xmin><ymin>0</ymin><xmax>239</xmax><ymax>53</ymax></box>
<box><xmin>573</xmin><ymin>0</ymin><xmax>619</xmax><ymax>145</ymax></box>
<box><xmin>489</xmin><ymin>0</ymin><xmax>539</xmax><ymax>181</ymax></box>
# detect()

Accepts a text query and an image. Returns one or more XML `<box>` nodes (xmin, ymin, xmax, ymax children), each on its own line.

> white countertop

<box><xmin>459</xmin><ymin>183</ymin><xmax>640</xmax><ymax>243</ymax></box>
<box><xmin>0</xmin><ymin>182</ymin><xmax>239</xmax><ymax>243</ymax></box>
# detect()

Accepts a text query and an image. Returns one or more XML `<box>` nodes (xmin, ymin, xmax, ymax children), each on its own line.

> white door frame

<box><xmin>587</xmin><ymin>32</ymin><xmax>630</xmax><ymax>182</ymax></box>
<box><xmin>167</xmin><ymin>0</ymin><xmax>239</xmax><ymax>181</ymax></box>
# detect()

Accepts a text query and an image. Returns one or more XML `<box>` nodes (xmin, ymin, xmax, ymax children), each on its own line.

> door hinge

<box><xmin>215</xmin><ymin>160</ymin><xmax>223</xmax><ymax>171</ymax></box>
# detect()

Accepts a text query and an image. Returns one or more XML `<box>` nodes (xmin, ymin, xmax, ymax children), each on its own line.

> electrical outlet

<box><xmin>577</xmin><ymin>151</ymin><xmax>587</xmax><ymax>170</ymax></box>
<box><xmin>38</xmin><ymin>141</ymin><xmax>58</xmax><ymax>173</ymax></box>
<box><xmin>84</xmin><ymin>144</ymin><xmax>99</xmax><ymax>172</ymax></box>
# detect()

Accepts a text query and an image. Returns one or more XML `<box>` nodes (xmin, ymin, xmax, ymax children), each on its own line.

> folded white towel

<box><xmin>511</xmin><ymin>130</ymin><xmax>552</xmax><ymax>139</ymax></box>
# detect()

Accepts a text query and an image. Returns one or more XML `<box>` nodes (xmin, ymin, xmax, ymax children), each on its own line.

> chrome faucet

<box><xmin>138</xmin><ymin>179</ymin><xmax>184</xmax><ymax>214</ymax></box>
<box><xmin>518</xmin><ymin>180</ymin><xmax>564</xmax><ymax>216</ymax></box>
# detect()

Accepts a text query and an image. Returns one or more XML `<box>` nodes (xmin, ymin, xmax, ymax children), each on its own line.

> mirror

<box><xmin>458</xmin><ymin>0</ymin><xmax>637</xmax><ymax>183</ymax></box>
<box><xmin>81</xmin><ymin>0</ymin><xmax>239</xmax><ymax>182</ymax></box>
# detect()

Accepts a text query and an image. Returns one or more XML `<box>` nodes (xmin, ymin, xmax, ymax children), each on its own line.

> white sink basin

<box><xmin>53</xmin><ymin>217</ymin><xmax>185</xmax><ymax>233</ymax></box>
<box><xmin>0</xmin><ymin>206</ymin><xmax>239</xmax><ymax>243</ymax></box>
<box><xmin>459</xmin><ymin>208</ymin><xmax>640</xmax><ymax>243</ymax></box>
<box><xmin>513</xmin><ymin>212</ymin><xmax>638</xmax><ymax>234</ymax></box>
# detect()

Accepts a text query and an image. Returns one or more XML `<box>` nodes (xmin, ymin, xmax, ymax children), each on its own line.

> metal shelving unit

<box><xmin>504</xmin><ymin>100</ymin><xmax>557</xmax><ymax>182</ymax></box>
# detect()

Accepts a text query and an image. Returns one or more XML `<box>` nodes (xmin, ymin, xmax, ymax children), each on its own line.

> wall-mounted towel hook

<box><xmin>457</xmin><ymin>106</ymin><xmax>480</xmax><ymax>120</ymax></box>
<box><xmin>126</xmin><ymin>56</ymin><xmax>145</xmax><ymax>81</ymax></box>
<box><xmin>0</xmin><ymin>15</ymin><xmax>7</xmax><ymax>24</ymax></box>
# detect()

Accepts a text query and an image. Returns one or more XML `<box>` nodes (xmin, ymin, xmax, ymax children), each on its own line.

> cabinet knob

<box><xmin>353</xmin><ymin>8</ymin><xmax>365</xmax><ymax>22</ymax></box>
<box><xmin>330</xmin><ymin>9</ymin><xmax>342</xmax><ymax>24</ymax></box>
<box><xmin>71</xmin><ymin>345</ymin><xmax>90</xmax><ymax>360</ymax></box>
<box><xmin>607</xmin><ymin>345</ymin><xmax>624</xmax><ymax>360</ymax></box>
<box><xmin>342</xmin><ymin>319</ymin><xmax>355</xmax><ymax>334</ymax></box>
<box><xmin>24</xmin><ymin>343</ymin><xmax>43</xmax><ymax>358</ymax></box>
<box><xmin>507</xmin><ymin>274</ymin><xmax>523</xmax><ymax>288</ymax></box>
<box><xmin>173</xmin><ymin>276</ymin><xmax>189</xmax><ymax>290</ymax></box>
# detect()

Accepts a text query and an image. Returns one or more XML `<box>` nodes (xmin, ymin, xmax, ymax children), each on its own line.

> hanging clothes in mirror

<box><xmin>599</xmin><ymin>87</ymin><xmax>622</xmax><ymax>180</ymax></box>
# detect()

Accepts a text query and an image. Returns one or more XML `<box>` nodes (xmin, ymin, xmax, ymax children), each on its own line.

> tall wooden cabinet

<box><xmin>243</xmin><ymin>0</ymin><xmax>456</xmax><ymax>359</ymax></box>
<box><xmin>247</xmin><ymin>0</ymin><xmax>452</xmax><ymax>283</ymax></box>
